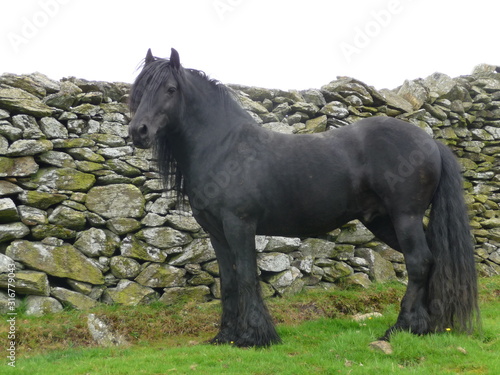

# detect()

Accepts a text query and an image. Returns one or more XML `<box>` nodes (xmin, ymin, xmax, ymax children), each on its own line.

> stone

<box><xmin>355</xmin><ymin>248</ymin><xmax>397</xmax><ymax>282</ymax></box>
<box><xmin>32</xmin><ymin>167</ymin><xmax>96</xmax><ymax>192</ymax></box>
<box><xmin>0</xmin><ymin>73</ymin><xmax>47</xmax><ymax>98</ymax></box>
<box><xmin>6</xmin><ymin>240</ymin><xmax>104</xmax><ymax>284</ymax></box>
<box><xmin>322</xmin><ymin>261</ymin><xmax>353</xmax><ymax>282</ymax></box>
<box><xmin>369</xmin><ymin>340</ymin><xmax>393</xmax><ymax>355</ymax></box>
<box><xmin>102</xmin><ymin>280</ymin><xmax>158</xmax><ymax>306</ymax></box>
<box><xmin>18</xmin><ymin>190</ymin><xmax>67</xmax><ymax>210</ymax></box>
<box><xmin>165</xmin><ymin>213</ymin><xmax>202</xmax><ymax>232</ymax></box>
<box><xmin>169</xmin><ymin>238</ymin><xmax>216</xmax><ymax>266</ymax></box>
<box><xmin>48</xmin><ymin>205</ymin><xmax>87</xmax><ymax>230</ymax></box>
<box><xmin>159</xmin><ymin>286</ymin><xmax>211</xmax><ymax>305</ymax></box>
<box><xmin>397</xmin><ymin>80</ymin><xmax>428</xmax><ymax>110</ymax></box>
<box><xmin>264</xmin><ymin>236</ymin><xmax>301</xmax><ymax>253</ymax></box>
<box><xmin>238</xmin><ymin>96</ymin><xmax>269</xmax><ymax>114</ymax></box>
<box><xmin>265</xmin><ymin>267</ymin><xmax>303</xmax><ymax>295</ymax></box>
<box><xmin>423</xmin><ymin>72</ymin><xmax>456</xmax><ymax>98</ymax></box>
<box><xmin>337</xmin><ymin>221</ymin><xmax>375</xmax><ymax>245</ymax></box>
<box><xmin>106</xmin><ymin>218</ymin><xmax>142</xmax><ymax>235</ymax></box>
<box><xmin>344</xmin><ymin>273</ymin><xmax>372</xmax><ymax>288</ymax></box>
<box><xmin>87</xmin><ymin>313</ymin><xmax>129</xmax><ymax>347</ymax></box>
<box><xmin>320</xmin><ymin>101</ymin><xmax>349</xmax><ymax>118</ymax></box>
<box><xmin>109</xmin><ymin>256</ymin><xmax>141</xmax><ymax>279</ymax></box>
<box><xmin>481</xmin><ymin>218</ymin><xmax>500</xmax><ymax>228</ymax></box>
<box><xmin>0</xmin><ymin>198</ymin><xmax>19</xmax><ymax>223</ymax></box>
<box><xmin>0</xmin><ymin>180</ymin><xmax>23</xmax><ymax>196</ymax></box>
<box><xmin>304</xmin><ymin>115</ymin><xmax>328</xmax><ymax>133</ymax></box>
<box><xmin>17</xmin><ymin>205</ymin><xmax>49</xmax><ymax>226</ymax></box>
<box><xmin>6</xmin><ymin>139</ymin><xmax>53</xmax><ymax>156</ymax></box>
<box><xmin>0</xmin><ymin>222</ymin><xmax>30</xmax><ymax>242</ymax></box>
<box><xmin>135</xmin><ymin>263</ymin><xmax>186</xmax><ymax>288</ymax></box>
<box><xmin>136</xmin><ymin>227</ymin><xmax>192</xmax><ymax>249</ymax></box>
<box><xmin>51</xmin><ymin>287</ymin><xmax>100</xmax><ymax>310</ymax></box>
<box><xmin>25</xmin><ymin>295</ymin><xmax>63</xmax><ymax>316</ymax></box>
<box><xmin>39</xmin><ymin>117</ymin><xmax>69</xmax><ymax>139</ymax></box>
<box><xmin>322</xmin><ymin>80</ymin><xmax>373</xmax><ymax>105</ymax></box>
<box><xmin>379</xmin><ymin>89</ymin><xmax>413</xmax><ymax>113</ymax></box>
<box><xmin>257</xmin><ymin>252</ymin><xmax>290</xmax><ymax>272</ymax></box>
<box><xmin>0</xmin><ymin>156</ymin><xmax>39</xmax><ymax>177</ymax></box>
<box><xmin>86</xmin><ymin>184</ymin><xmax>144</xmax><ymax>219</ymax></box>
<box><xmin>0</xmin><ymin>270</ymin><xmax>50</xmax><ymax>296</ymax></box>
<box><xmin>74</xmin><ymin>228</ymin><xmax>119</xmax><ymax>257</ymax></box>
<box><xmin>298</xmin><ymin>238</ymin><xmax>337</xmax><ymax>258</ymax></box>
<box><xmin>0</xmin><ymin>86</ymin><xmax>53</xmax><ymax>117</ymax></box>
<box><xmin>12</xmin><ymin>114</ymin><xmax>44</xmax><ymax>139</ymax></box>
<box><xmin>120</xmin><ymin>234</ymin><xmax>167</xmax><ymax>262</ymax></box>
<box><xmin>38</xmin><ymin>150</ymin><xmax>76</xmax><ymax>168</ymax></box>
<box><xmin>188</xmin><ymin>270</ymin><xmax>215</xmax><ymax>286</ymax></box>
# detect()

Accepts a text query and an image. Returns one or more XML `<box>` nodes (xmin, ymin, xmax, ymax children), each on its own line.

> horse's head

<box><xmin>129</xmin><ymin>48</ymin><xmax>184</xmax><ymax>148</ymax></box>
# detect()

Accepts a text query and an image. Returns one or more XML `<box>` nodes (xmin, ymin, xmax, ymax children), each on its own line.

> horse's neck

<box><xmin>171</xmin><ymin>105</ymin><xmax>249</xmax><ymax>182</ymax></box>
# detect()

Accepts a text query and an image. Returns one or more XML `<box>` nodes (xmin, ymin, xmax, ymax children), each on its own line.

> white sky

<box><xmin>1</xmin><ymin>0</ymin><xmax>499</xmax><ymax>91</ymax></box>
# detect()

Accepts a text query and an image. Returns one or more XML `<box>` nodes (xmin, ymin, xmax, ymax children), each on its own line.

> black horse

<box><xmin>128</xmin><ymin>48</ymin><xmax>480</xmax><ymax>347</ymax></box>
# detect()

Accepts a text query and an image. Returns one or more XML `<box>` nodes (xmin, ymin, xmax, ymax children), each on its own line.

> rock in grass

<box><xmin>369</xmin><ymin>340</ymin><xmax>393</xmax><ymax>355</ymax></box>
<box><xmin>87</xmin><ymin>313</ymin><xmax>129</xmax><ymax>347</ymax></box>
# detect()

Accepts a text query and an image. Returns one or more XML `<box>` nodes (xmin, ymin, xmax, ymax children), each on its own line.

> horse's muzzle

<box><xmin>129</xmin><ymin>122</ymin><xmax>152</xmax><ymax>149</ymax></box>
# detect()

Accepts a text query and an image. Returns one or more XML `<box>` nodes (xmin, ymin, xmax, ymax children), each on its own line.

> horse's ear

<box><xmin>170</xmin><ymin>48</ymin><xmax>181</xmax><ymax>69</ymax></box>
<box><xmin>145</xmin><ymin>49</ymin><xmax>155</xmax><ymax>65</ymax></box>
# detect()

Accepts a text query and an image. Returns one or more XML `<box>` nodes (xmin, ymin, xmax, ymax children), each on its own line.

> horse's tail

<box><xmin>426</xmin><ymin>141</ymin><xmax>480</xmax><ymax>334</ymax></box>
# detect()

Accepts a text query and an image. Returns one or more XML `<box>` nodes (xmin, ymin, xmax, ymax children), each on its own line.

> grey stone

<box><xmin>6</xmin><ymin>240</ymin><xmax>104</xmax><ymax>284</ymax></box>
<box><xmin>169</xmin><ymin>238</ymin><xmax>216</xmax><ymax>266</ymax></box>
<box><xmin>0</xmin><ymin>270</ymin><xmax>50</xmax><ymax>296</ymax></box>
<box><xmin>322</xmin><ymin>261</ymin><xmax>353</xmax><ymax>282</ymax></box>
<box><xmin>135</xmin><ymin>263</ymin><xmax>186</xmax><ymax>288</ymax></box>
<box><xmin>51</xmin><ymin>287</ymin><xmax>100</xmax><ymax>310</ymax></box>
<box><xmin>0</xmin><ymin>198</ymin><xmax>19</xmax><ymax>223</ymax></box>
<box><xmin>109</xmin><ymin>256</ymin><xmax>141</xmax><ymax>279</ymax></box>
<box><xmin>264</xmin><ymin>236</ymin><xmax>301</xmax><ymax>253</ymax></box>
<box><xmin>0</xmin><ymin>156</ymin><xmax>39</xmax><ymax>177</ymax></box>
<box><xmin>0</xmin><ymin>87</ymin><xmax>53</xmax><ymax>117</ymax></box>
<box><xmin>257</xmin><ymin>252</ymin><xmax>290</xmax><ymax>272</ymax></box>
<box><xmin>48</xmin><ymin>205</ymin><xmax>86</xmax><ymax>230</ymax></box>
<box><xmin>39</xmin><ymin>117</ymin><xmax>69</xmax><ymax>139</ymax></box>
<box><xmin>38</xmin><ymin>150</ymin><xmax>76</xmax><ymax>168</ymax></box>
<box><xmin>74</xmin><ymin>228</ymin><xmax>119</xmax><ymax>257</ymax></box>
<box><xmin>120</xmin><ymin>234</ymin><xmax>167</xmax><ymax>262</ymax></box>
<box><xmin>0</xmin><ymin>180</ymin><xmax>23</xmax><ymax>197</ymax></box>
<box><xmin>32</xmin><ymin>167</ymin><xmax>96</xmax><ymax>191</ymax></box>
<box><xmin>355</xmin><ymin>248</ymin><xmax>397</xmax><ymax>282</ymax></box>
<box><xmin>344</xmin><ymin>273</ymin><xmax>372</xmax><ymax>288</ymax></box>
<box><xmin>159</xmin><ymin>286</ymin><xmax>211</xmax><ymax>305</ymax></box>
<box><xmin>137</xmin><ymin>227</ymin><xmax>192</xmax><ymax>249</ymax></box>
<box><xmin>102</xmin><ymin>280</ymin><xmax>158</xmax><ymax>306</ymax></box>
<box><xmin>11</xmin><ymin>114</ymin><xmax>44</xmax><ymax>139</ymax></box>
<box><xmin>25</xmin><ymin>295</ymin><xmax>63</xmax><ymax>316</ymax></box>
<box><xmin>397</xmin><ymin>80</ymin><xmax>428</xmax><ymax>110</ymax></box>
<box><xmin>86</xmin><ymin>184</ymin><xmax>144</xmax><ymax>219</ymax></box>
<box><xmin>0</xmin><ymin>222</ymin><xmax>30</xmax><ymax>242</ymax></box>
<box><xmin>6</xmin><ymin>139</ymin><xmax>52</xmax><ymax>156</ymax></box>
<box><xmin>87</xmin><ymin>313</ymin><xmax>129</xmax><ymax>347</ymax></box>
<box><xmin>337</xmin><ymin>221</ymin><xmax>375</xmax><ymax>245</ymax></box>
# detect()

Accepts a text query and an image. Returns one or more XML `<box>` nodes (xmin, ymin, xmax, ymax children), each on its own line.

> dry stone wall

<box><xmin>0</xmin><ymin>65</ymin><xmax>499</xmax><ymax>315</ymax></box>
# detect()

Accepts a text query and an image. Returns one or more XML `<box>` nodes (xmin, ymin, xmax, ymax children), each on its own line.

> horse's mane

<box><xmin>129</xmin><ymin>55</ymin><xmax>249</xmax><ymax>205</ymax></box>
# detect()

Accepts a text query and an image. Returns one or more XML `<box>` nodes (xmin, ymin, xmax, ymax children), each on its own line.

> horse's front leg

<box><xmin>222</xmin><ymin>213</ymin><xmax>281</xmax><ymax>347</ymax></box>
<box><xmin>208</xmin><ymin>234</ymin><xmax>239</xmax><ymax>345</ymax></box>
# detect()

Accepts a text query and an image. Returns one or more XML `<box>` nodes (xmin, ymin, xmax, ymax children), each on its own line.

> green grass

<box><xmin>3</xmin><ymin>276</ymin><xmax>499</xmax><ymax>374</ymax></box>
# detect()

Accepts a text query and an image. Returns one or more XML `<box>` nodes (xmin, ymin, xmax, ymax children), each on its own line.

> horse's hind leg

<box><xmin>381</xmin><ymin>214</ymin><xmax>434</xmax><ymax>340</ymax></box>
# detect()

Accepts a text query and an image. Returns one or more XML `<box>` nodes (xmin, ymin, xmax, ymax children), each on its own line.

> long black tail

<box><xmin>426</xmin><ymin>141</ymin><xmax>480</xmax><ymax>334</ymax></box>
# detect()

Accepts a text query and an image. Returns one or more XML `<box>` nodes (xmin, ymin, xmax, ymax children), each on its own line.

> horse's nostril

<box><xmin>139</xmin><ymin>124</ymin><xmax>148</xmax><ymax>135</ymax></box>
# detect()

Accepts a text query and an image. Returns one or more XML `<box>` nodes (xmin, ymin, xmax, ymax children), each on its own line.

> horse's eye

<box><xmin>167</xmin><ymin>87</ymin><xmax>177</xmax><ymax>94</ymax></box>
